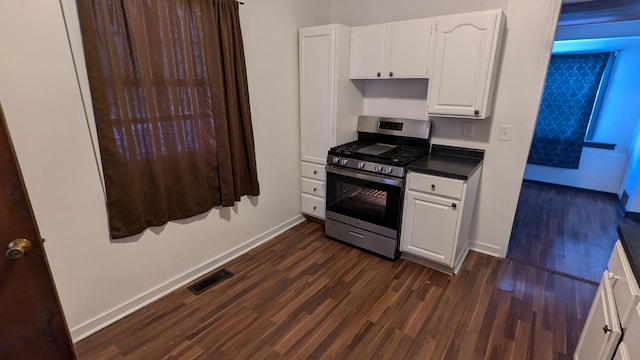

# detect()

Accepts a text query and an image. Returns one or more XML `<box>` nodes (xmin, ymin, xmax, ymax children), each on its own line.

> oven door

<box><xmin>325</xmin><ymin>165</ymin><xmax>403</xmax><ymax>238</ymax></box>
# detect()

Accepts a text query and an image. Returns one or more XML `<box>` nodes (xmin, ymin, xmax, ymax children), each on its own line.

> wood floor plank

<box><xmin>76</xmin><ymin>220</ymin><xmax>598</xmax><ymax>359</ymax></box>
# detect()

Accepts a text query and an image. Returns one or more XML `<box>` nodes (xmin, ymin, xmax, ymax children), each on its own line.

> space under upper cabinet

<box><xmin>349</xmin><ymin>18</ymin><xmax>432</xmax><ymax>79</ymax></box>
<box><xmin>427</xmin><ymin>9</ymin><xmax>506</xmax><ymax>119</ymax></box>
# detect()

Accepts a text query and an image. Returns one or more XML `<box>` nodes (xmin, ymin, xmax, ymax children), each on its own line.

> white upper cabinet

<box><xmin>427</xmin><ymin>9</ymin><xmax>505</xmax><ymax>119</ymax></box>
<box><xmin>350</xmin><ymin>18</ymin><xmax>431</xmax><ymax>79</ymax></box>
<box><xmin>349</xmin><ymin>24</ymin><xmax>386</xmax><ymax>79</ymax></box>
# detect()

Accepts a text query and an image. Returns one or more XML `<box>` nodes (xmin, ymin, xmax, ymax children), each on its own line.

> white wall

<box><xmin>329</xmin><ymin>0</ymin><xmax>562</xmax><ymax>257</ymax></box>
<box><xmin>0</xmin><ymin>0</ymin><xmax>330</xmax><ymax>341</ymax></box>
<box><xmin>622</xmin><ymin>122</ymin><xmax>640</xmax><ymax>212</ymax></box>
<box><xmin>523</xmin><ymin>34</ymin><xmax>640</xmax><ymax>193</ymax></box>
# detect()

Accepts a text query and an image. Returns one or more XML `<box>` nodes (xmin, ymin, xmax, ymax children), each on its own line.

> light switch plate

<box><xmin>462</xmin><ymin>122</ymin><xmax>475</xmax><ymax>137</ymax></box>
<box><xmin>499</xmin><ymin>125</ymin><xmax>512</xmax><ymax>141</ymax></box>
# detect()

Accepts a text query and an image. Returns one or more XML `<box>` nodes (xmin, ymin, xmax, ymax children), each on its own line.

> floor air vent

<box><xmin>188</xmin><ymin>269</ymin><xmax>233</xmax><ymax>295</ymax></box>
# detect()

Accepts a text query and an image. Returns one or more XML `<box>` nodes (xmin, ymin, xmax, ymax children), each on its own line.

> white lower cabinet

<box><xmin>620</xmin><ymin>307</ymin><xmax>640</xmax><ymax>359</ymax></box>
<box><xmin>574</xmin><ymin>272</ymin><xmax>622</xmax><ymax>360</ymax></box>
<box><xmin>402</xmin><ymin>191</ymin><xmax>459</xmax><ymax>265</ymax></box>
<box><xmin>301</xmin><ymin>193</ymin><xmax>325</xmax><ymax>219</ymax></box>
<box><xmin>575</xmin><ymin>240</ymin><xmax>640</xmax><ymax>359</ymax></box>
<box><xmin>300</xmin><ymin>162</ymin><xmax>327</xmax><ymax>218</ymax></box>
<box><xmin>400</xmin><ymin>168</ymin><xmax>481</xmax><ymax>273</ymax></box>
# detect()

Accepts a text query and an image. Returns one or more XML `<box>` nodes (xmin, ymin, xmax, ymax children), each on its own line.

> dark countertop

<box><xmin>617</xmin><ymin>222</ymin><xmax>640</xmax><ymax>285</ymax></box>
<box><xmin>406</xmin><ymin>144</ymin><xmax>484</xmax><ymax>180</ymax></box>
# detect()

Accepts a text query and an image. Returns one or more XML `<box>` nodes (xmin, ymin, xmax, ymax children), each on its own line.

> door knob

<box><xmin>6</xmin><ymin>239</ymin><xmax>32</xmax><ymax>260</ymax></box>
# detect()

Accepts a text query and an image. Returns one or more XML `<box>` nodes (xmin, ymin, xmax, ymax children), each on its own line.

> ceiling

<box><xmin>559</xmin><ymin>0</ymin><xmax>640</xmax><ymax>25</ymax></box>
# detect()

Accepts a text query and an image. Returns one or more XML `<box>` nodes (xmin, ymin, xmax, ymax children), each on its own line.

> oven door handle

<box><xmin>326</xmin><ymin>166</ymin><xmax>403</xmax><ymax>187</ymax></box>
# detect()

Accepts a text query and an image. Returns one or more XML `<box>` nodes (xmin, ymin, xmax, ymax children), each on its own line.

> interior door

<box><xmin>0</xmin><ymin>106</ymin><xmax>76</xmax><ymax>359</ymax></box>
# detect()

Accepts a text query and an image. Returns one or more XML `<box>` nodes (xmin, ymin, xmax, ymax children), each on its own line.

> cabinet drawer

<box><xmin>608</xmin><ymin>241</ymin><xmax>640</xmax><ymax>327</ymax></box>
<box><xmin>408</xmin><ymin>172</ymin><xmax>464</xmax><ymax>199</ymax></box>
<box><xmin>301</xmin><ymin>194</ymin><xmax>325</xmax><ymax>219</ymax></box>
<box><xmin>301</xmin><ymin>178</ymin><xmax>326</xmax><ymax>197</ymax></box>
<box><xmin>301</xmin><ymin>162</ymin><xmax>326</xmax><ymax>181</ymax></box>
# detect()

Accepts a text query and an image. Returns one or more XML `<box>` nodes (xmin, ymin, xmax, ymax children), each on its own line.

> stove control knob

<box><xmin>357</xmin><ymin>162</ymin><xmax>365</xmax><ymax>169</ymax></box>
<box><xmin>340</xmin><ymin>159</ymin><xmax>348</xmax><ymax>166</ymax></box>
<box><xmin>384</xmin><ymin>167</ymin><xmax>393</xmax><ymax>174</ymax></box>
<box><xmin>375</xmin><ymin>165</ymin><xmax>383</xmax><ymax>172</ymax></box>
<box><xmin>332</xmin><ymin>157</ymin><xmax>340</xmax><ymax>164</ymax></box>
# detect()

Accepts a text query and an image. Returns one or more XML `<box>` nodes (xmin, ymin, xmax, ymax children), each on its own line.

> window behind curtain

<box><xmin>528</xmin><ymin>52</ymin><xmax>612</xmax><ymax>169</ymax></box>
<box><xmin>77</xmin><ymin>0</ymin><xmax>260</xmax><ymax>239</ymax></box>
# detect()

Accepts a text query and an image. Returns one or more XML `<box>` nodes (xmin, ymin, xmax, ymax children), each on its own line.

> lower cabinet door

<box><xmin>614</xmin><ymin>342</ymin><xmax>630</xmax><ymax>360</ymax></box>
<box><xmin>400</xmin><ymin>190</ymin><xmax>459</xmax><ymax>266</ymax></box>
<box><xmin>574</xmin><ymin>271</ymin><xmax>622</xmax><ymax>360</ymax></box>
<box><xmin>621</xmin><ymin>306</ymin><xmax>640</xmax><ymax>359</ymax></box>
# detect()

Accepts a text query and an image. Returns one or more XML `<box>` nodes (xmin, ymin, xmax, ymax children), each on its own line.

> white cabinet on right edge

<box><xmin>400</xmin><ymin>169</ymin><xmax>481</xmax><ymax>274</ymax></box>
<box><xmin>426</xmin><ymin>9</ymin><xmax>505</xmax><ymax>119</ymax></box>
<box><xmin>575</xmin><ymin>240</ymin><xmax>640</xmax><ymax>359</ymax></box>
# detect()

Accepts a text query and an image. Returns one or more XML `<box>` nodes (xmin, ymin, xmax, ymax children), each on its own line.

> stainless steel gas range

<box><xmin>325</xmin><ymin>116</ymin><xmax>431</xmax><ymax>259</ymax></box>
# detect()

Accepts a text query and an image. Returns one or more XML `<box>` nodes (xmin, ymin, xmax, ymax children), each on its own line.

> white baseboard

<box><xmin>70</xmin><ymin>214</ymin><xmax>305</xmax><ymax>342</ymax></box>
<box><xmin>468</xmin><ymin>240</ymin><xmax>504</xmax><ymax>258</ymax></box>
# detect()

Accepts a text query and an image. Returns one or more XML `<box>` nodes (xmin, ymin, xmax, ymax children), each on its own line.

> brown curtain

<box><xmin>77</xmin><ymin>0</ymin><xmax>259</xmax><ymax>239</ymax></box>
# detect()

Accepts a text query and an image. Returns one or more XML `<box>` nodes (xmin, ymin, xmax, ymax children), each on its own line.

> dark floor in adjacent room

<box><xmin>508</xmin><ymin>180</ymin><xmax>628</xmax><ymax>284</ymax></box>
<box><xmin>76</xmin><ymin>219</ymin><xmax>596</xmax><ymax>359</ymax></box>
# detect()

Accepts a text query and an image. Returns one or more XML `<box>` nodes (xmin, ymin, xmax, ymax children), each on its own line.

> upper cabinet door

<box><xmin>427</xmin><ymin>10</ymin><xmax>505</xmax><ymax>119</ymax></box>
<box><xmin>386</xmin><ymin>18</ymin><xmax>431</xmax><ymax>79</ymax></box>
<box><xmin>349</xmin><ymin>24</ymin><xmax>386</xmax><ymax>79</ymax></box>
<box><xmin>350</xmin><ymin>18</ymin><xmax>431</xmax><ymax>79</ymax></box>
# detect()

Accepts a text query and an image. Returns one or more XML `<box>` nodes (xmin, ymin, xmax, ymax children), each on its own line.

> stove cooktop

<box><xmin>328</xmin><ymin>140</ymin><xmax>428</xmax><ymax>166</ymax></box>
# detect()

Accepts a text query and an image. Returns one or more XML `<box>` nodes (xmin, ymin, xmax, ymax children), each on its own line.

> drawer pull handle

<box><xmin>451</xmin><ymin>203</ymin><xmax>457</xmax><ymax>209</ymax></box>
<box><xmin>431</xmin><ymin>184</ymin><xmax>436</xmax><ymax>191</ymax></box>
<box><xmin>313</xmin><ymin>206</ymin><xmax>317</xmax><ymax>211</ymax></box>
<box><xmin>602</xmin><ymin>325</ymin><xmax>611</xmax><ymax>334</ymax></box>
<box><xmin>313</xmin><ymin>170</ymin><xmax>318</xmax><ymax>175</ymax></box>
<box><xmin>349</xmin><ymin>231</ymin><xmax>365</xmax><ymax>239</ymax></box>
<box><xmin>313</xmin><ymin>188</ymin><xmax>317</xmax><ymax>192</ymax></box>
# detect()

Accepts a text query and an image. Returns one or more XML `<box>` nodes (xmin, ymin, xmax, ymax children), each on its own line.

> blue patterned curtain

<box><xmin>528</xmin><ymin>52</ymin><xmax>611</xmax><ymax>169</ymax></box>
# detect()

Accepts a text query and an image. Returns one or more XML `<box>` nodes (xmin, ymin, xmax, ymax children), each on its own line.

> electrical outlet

<box><xmin>499</xmin><ymin>125</ymin><xmax>512</xmax><ymax>141</ymax></box>
<box><xmin>462</xmin><ymin>122</ymin><xmax>475</xmax><ymax>137</ymax></box>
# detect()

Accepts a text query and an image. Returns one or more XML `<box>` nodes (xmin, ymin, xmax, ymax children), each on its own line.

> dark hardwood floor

<box><xmin>508</xmin><ymin>180</ymin><xmax>627</xmax><ymax>284</ymax></box>
<box><xmin>76</xmin><ymin>221</ymin><xmax>596</xmax><ymax>359</ymax></box>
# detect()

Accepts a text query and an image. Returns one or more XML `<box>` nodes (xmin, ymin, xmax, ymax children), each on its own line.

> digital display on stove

<box><xmin>378</xmin><ymin>121</ymin><xmax>403</xmax><ymax>131</ymax></box>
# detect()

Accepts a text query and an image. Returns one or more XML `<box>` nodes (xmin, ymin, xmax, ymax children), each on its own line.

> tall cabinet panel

<box><xmin>299</xmin><ymin>24</ymin><xmax>362</xmax><ymax>219</ymax></box>
<box><xmin>427</xmin><ymin>9</ymin><xmax>505</xmax><ymax>119</ymax></box>
<box><xmin>300</xmin><ymin>28</ymin><xmax>333</xmax><ymax>164</ymax></box>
